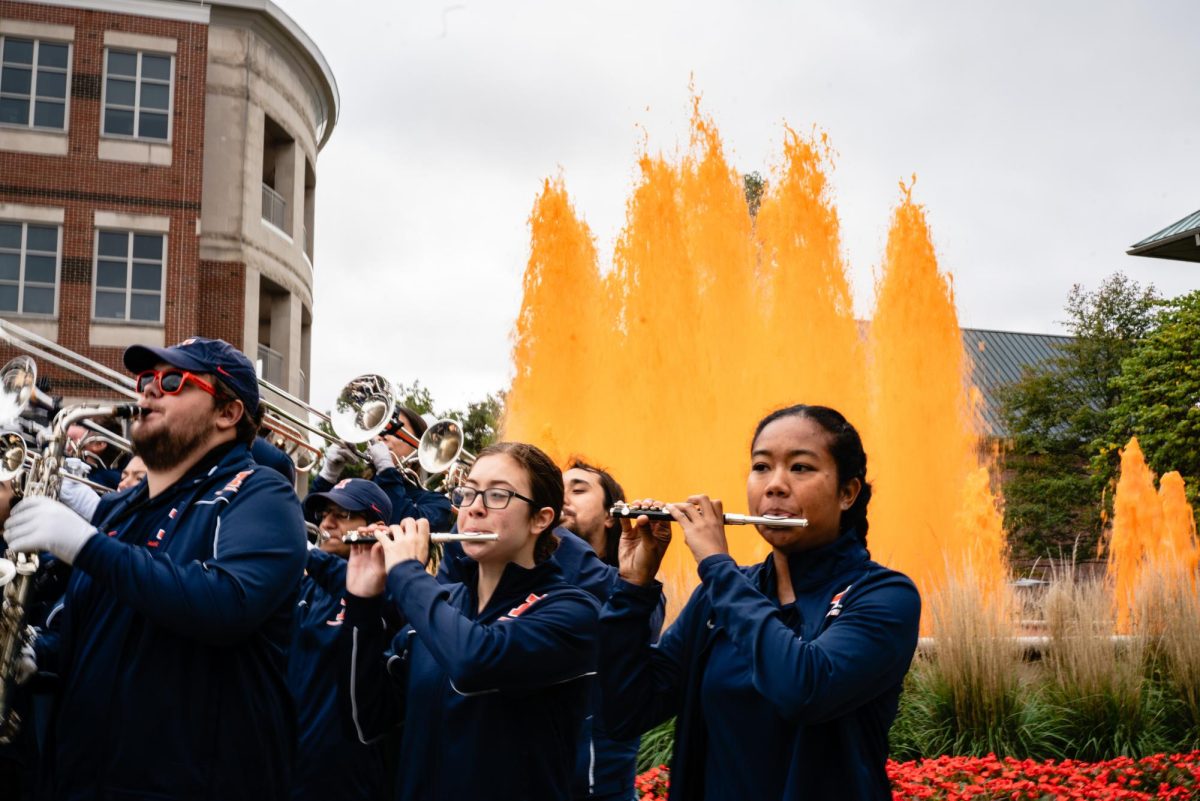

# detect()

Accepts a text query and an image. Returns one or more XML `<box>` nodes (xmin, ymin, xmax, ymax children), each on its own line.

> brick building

<box><xmin>0</xmin><ymin>0</ymin><xmax>338</xmax><ymax>403</ymax></box>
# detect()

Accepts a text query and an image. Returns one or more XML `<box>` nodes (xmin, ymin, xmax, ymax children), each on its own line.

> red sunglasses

<box><xmin>135</xmin><ymin>368</ymin><xmax>223</xmax><ymax>399</ymax></box>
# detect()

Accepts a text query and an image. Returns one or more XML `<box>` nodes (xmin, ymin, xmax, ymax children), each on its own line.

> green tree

<box><xmin>453</xmin><ymin>390</ymin><xmax>505</xmax><ymax>455</ymax></box>
<box><xmin>1098</xmin><ymin>289</ymin><xmax>1200</xmax><ymax>497</ymax></box>
<box><xmin>743</xmin><ymin>171</ymin><xmax>765</xmax><ymax>217</ymax></box>
<box><xmin>1000</xmin><ymin>273</ymin><xmax>1159</xmax><ymax>557</ymax></box>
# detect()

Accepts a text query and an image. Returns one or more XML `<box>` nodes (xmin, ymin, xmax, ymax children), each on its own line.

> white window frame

<box><xmin>99</xmin><ymin>48</ymin><xmax>173</xmax><ymax>142</ymax></box>
<box><xmin>0</xmin><ymin>35</ymin><xmax>72</xmax><ymax>131</ymax></box>
<box><xmin>0</xmin><ymin>220</ymin><xmax>61</xmax><ymax>317</ymax></box>
<box><xmin>91</xmin><ymin>229</ymin><xmax>166</xmax><ymax>324</ymax></box>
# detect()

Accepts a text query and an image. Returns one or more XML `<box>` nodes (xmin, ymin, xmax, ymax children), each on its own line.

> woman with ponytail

<box><xmin>600</xmin><ymin>405</ymin><xmax>920</xmax><ymax>801</ymax></box>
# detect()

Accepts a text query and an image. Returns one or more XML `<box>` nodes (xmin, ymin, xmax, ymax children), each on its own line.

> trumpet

<box><xmin>329</xmin><ymin>373</ymin><xmax>475</xmax><ymax>491</ymax></box>
<box><xmin>609</xmin><ymin>502</ymin><xmax>809</xmax><ymax>528</ymax></box>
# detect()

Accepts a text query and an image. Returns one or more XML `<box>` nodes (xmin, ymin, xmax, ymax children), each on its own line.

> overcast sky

<box><xmin>278</xmin><ymin>0</ymin><xmax>1200</xmax><ymax>412</ymax></box>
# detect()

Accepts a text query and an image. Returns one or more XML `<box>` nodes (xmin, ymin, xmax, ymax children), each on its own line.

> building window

<box><xmin>0</xmin><ymin>222</ymin><xmax>59</xmax><ymax>315</ymax></box>
<box><xmin>0</xmin><ymin>37</ymin><xmax>69</xmax><ymax>130</ymax></box>
<box><xmin>102</xmin><ymin>49</ymin><xmax>171</xmax><ymax>141</ymax></box>
<box><xmin>94</xmin><ymin>230</ymin><xmax>165</xmax><ymax>322</ymax></box>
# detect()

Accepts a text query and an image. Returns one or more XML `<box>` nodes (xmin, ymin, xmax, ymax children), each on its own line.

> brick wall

<box><xmin>0</xmin><ymin>1</ymin><xmax>246</xmax><ymax>394</ymax></box>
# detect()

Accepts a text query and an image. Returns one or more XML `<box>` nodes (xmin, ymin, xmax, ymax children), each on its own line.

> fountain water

<box><xmin>505</xmin><ymin>102</ymin><xmax>1008</xmax><ymax>616</ymax></box>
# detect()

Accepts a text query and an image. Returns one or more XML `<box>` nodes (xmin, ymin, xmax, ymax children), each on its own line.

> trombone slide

<box><xmin>610</xmin><ymin>503</ymin><xmax>809</xmax><ymax>528</ymax></box>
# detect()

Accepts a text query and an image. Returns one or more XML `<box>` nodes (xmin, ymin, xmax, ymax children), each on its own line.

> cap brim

<box><xmin>123</xmin><ymin>344</ymin><xmax>210</xmax><ymax>375</ymax></box>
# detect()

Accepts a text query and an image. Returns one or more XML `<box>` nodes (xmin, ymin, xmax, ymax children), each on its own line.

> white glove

<box><xmin>319</xmin><ymin>442</ymin><xmax>354</xmax><ymax>483</ymax></box>
<box><xmin>3</xmin><ymin>496</ymin><xmax>98</xmax><ymax>565</ymax></box>
<box><xmin>59</xmin><ymin>476</ymin><xmax>100</xmax><ymax>522</ymax></box>
<box><xmin>15</xmin><ymin>637</ymin><xmax>36</xmax><ymax>686</ymax></box>
<box><xmin>366</xmin><ymin>441</ymin><xmax>395</xmax><ymax>474</ymax></box>
<box><xmin>63</xmin><ymin>457</ymin><xmax>93</xmax><ymax>477</ymax></box>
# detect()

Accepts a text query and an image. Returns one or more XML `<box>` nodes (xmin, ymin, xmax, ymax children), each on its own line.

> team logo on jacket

<box><xmin>326</xmin><ymin>598</ymin><xmax>347</xmax><ymax>626</ymax></box>
<box><xmin>826</xmin><ymin>584</ymin><xmax>853</xmax><ymax>618</ymax></box>
<box><xmin>216</xmin><ymin>469</ymin><xmax>255</xmax><ymax>497</ymax></box>
<box><xmin>499</xmin><ymin>593</ymin><xmax>546</xmax><ymax>621</ymax></box>
<box><xmin>146</xmin><ymin>528</ymin><xmax>167</xmax><ymax>547</ymax></box>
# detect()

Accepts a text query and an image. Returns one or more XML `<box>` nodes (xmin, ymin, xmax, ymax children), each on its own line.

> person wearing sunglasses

<box><xmin>288</xmin><ymin>478</ymin><xmax>393</xmax><ymax>801</ymax></box>
<box><xmin>3</xmin><ymin>337</ymin><xmax>307</xmax><ymax>801</ymax></box>
<box><xmin>343</xmin><ymin>441</ymin><xmax>600</xmax><ymax>801</ymax></box>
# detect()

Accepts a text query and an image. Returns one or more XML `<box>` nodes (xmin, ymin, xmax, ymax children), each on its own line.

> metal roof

<box><xmin>1127</xmin><ymin>208</ymin><xmax>1200</xmax><ymax>262</ymax></box>
<box><xmin>962</xmin><ymin>328</ymin><xmax>1073</xmax><ymax>437</ymax></box>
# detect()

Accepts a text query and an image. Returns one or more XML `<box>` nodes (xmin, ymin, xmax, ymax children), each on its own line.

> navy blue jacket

<box><xmin>288</xmin><ymin>549</ymin><xmax>387</xmax><ymax>801</ymax></box>
<box><xmin>44</xmin><ymin>441</ymin><xmax>307</xmax><ymax>801</ymax></box>
<box><xmin>600</xmin><ymin>531</ymin><xmax>920</xmax><ymax>801</ymax></box>
<box><xmin>252</xmin><ymin>435</ymin><xmax>297</xmax><ymax>484</ymax></box>
<box><xmin>343</xmin><ymin>557</ymin><xmax>600</xmax><ymax>801</ymax></box>
<box><xmin>439</xmin><ymin>529</ymin><xmax>664</xmax><ymax>800</ymax></box>
<box><xmin>310</xmin><ymin>466</ymin><xmax>452</xmax><ymax>531</ymax></box>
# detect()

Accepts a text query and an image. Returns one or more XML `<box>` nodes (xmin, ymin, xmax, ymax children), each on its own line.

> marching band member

<box><xmin>437</xmin><ymin>458</ymin><xmax>663</xmax><ymax>800</ymax></box>
<box><xmin>343</xmin><ymin>442</ymin><xmax>600</xmax><ymax>801</ymax></box>
<box><xmin>65</xmin><ymin>415</ymin><xmax>124</xmax><ymax>490</ymax></box>
<box><xmin>313</xmin><ymin>404</ymin><xmax>452</xmax><ymax>530</ymax></box>
<box><xmin>600</xmin><ymin>405</ymin><xmax>921</xmax><ymax>801</ymax></box>
<box><xmin>117</xmin><ymin>455</ymin><xmax>148</xmax><ymax>492</ymax></box>
<box><xmin>289</xmin><ymin>478</ymin><xmax>392</xmax><ymax>801</ymax></box>
<box><xmin>252</xmin><ymin>432</ymin><xmax>297</xmax><ymax>484</ymax></box>
<box><xmin>3</xmin><ymin>337</ymin><xmax>307</xmax><ymax>801</ymax></box>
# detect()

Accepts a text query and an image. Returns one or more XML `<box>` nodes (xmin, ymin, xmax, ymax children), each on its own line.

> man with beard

<box><xmin>3</xmin><ymin>337</ymin><xmax>307</xmax><ymax>801</ymax></box>
<box><xmin>288</xmin><ymin>478</ymin><xmax>391</xmax><ymax>801</ymax></box>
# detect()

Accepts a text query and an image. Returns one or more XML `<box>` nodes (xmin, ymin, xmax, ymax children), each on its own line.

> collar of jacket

<box><xmin>118</xmin><ymin>440</ymin><xmax>248</xmax><ymax>506</ymax></box>
<box><xmin>449</xmin><ymin>553</ymin><xmax>566</xmax><ymax>617</ymax></box>
<box><xmin>760</xmin><ymin>527</ymin><xmax>869</xmax><ymax>594</ymax></box>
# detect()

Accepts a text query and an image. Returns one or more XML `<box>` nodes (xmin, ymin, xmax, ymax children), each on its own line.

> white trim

<box><xmin>448</xmin><ymin>669</ymin><xmax>598</xmax><ymax>698</ymax></box>
<box><xmin>0</xmin><ymin>219</ymin><xmax>62</xmax><ymax>318</ymax></box>
<box><xmin>97</xmin><ymin>137</ymin><xmax>172</xmax><ymax>166</ymax></box>
<box><xmin>93</xmin><ymin>210</ymin><xmax>170</xmax><ymax>233</ymax></box>
<box><xmin>0</xmin><ymin>203</ymin><xmax>63</xmax><ymax>224</ymax></box>
<box><xmin>99</xmin><ymin>47</ymin><xmax>174</xmax><ymax>144</ymax></box>
<box><xmin>103</xmin><ymin>30</ymin><xmax>177</xmax><ymax>54</ymax></box>
<box><xmin>88</xmin><ymin>321</ymin><xmax>164</xmax><ymax>348</ymax></box>
<box><xmin>350</xmin><ymin>627</ymin><xmax>388</xmax><ymax>745</ymax></box>
<box><xmin>0</xmin><ymin>20</ymin><xmax>74</xmax><ymax>40</ymax></box>
<box><xmin>0</xmin><ymin>127</ymin><xmax>68</xmax><ymax>155</ymax></box>
<box><xmin>0</xmin><ymin>35</ymin><xmax>72</xmax><ymax>135</ymax></box>
<box><xmin>18</xmin><ymin>0</ymin><xmax>210</xmax><ymax>24</ymax></box>
<box><xmin>212</xmin><ymin>514</ymin><xmax>221</xmax><ymax>558</ymax></box>
<box><xmin>91</xmin><ymin>228</ymin><xmax>167</xmax><ymax>324</ymax></box>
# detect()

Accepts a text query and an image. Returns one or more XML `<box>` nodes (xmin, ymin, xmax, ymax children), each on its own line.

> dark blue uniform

<box><xmin>311</xmin><ymin>467</ymin><xmax>452</xmax><ymax>531</ymax></box>
<box><xmin>40</xmin><ymin>441</ymin><xmax>307</xmax><ymax>801</ymax></box>
<box><xmin>439</xmin><ymin>529</ymin><xmax>664</xmax><ymax>800</ymax></box>
<box><xmin>600</xmin><ymin>530</ymin><xmax>920</xmax><ymax>801</ymax></box>
<box><xmin>252</xmin><ymin>435</ymin><xmax>297</xmax><ymax>484</ymax></box>
<box><xmin>288</xmin><ymin>549</ymin><xmax>387</xmax><ymax>801</ymax></box>
<box><xmin>343</xmin><ymin>557</ymin><xmax>600</xmax><ymax>801</ymax></box>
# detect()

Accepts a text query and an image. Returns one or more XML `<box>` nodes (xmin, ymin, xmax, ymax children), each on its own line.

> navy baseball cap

<box><xmin>303</xmin><ymin>478</ymin><xmax>392</xmax><ymax>524</ymax></box>
<box><xmin>124</xmin><ymin>337</ymin><xmax>260</xmax><ymax>417</ymax></box>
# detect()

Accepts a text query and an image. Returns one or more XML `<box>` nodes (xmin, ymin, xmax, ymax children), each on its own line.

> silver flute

<box><xmin>610</xmin><ymin>502</ymin><xmax>809</xmax><ymax>528</ymax></box>
<box><xmin>341</xmin><ymin>530</ymin><xmax>499</xmax><ymax>545</ymax></box>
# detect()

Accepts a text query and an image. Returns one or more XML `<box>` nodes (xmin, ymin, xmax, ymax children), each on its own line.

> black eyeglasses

<box><xmin>451</xmin><ymin>486</ymin><xmax>536</xmax><ymax>510</ymax></box>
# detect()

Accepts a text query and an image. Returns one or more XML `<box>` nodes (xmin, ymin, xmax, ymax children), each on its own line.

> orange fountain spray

<box><xmin>504</xmin><ymin>104</ymin><xmax>1006</xmax><ymax>619</ymax></box>
<box><xmin>867</xmin><ymin>183</ymin><xmax>1008</xmax><ymax>603</ymax></box>
<box><xmin>1107</xmin><ymin>438</ymin><xmax>1200</xmax><ymax>631</ymax></box>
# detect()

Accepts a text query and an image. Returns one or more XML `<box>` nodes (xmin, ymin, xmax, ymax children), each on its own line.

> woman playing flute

<box><xmin>342</xmin><ymin>442</ymin><xmax>599</xmax><ymax>801</ymax></box>
<box><xmin>600</xmin><ymin>404</ymin><xmax>921</xmax><ymax>801</ymax></box>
